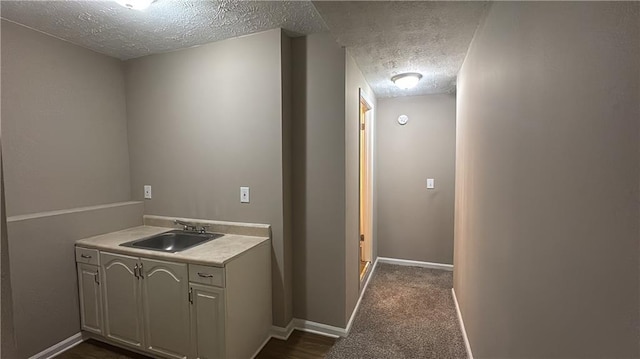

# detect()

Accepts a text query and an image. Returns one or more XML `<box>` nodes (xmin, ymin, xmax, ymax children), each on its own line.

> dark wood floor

<box><xmin>55</xmin><ymin>331</ymin><xmax>335</xmax><ymax>359</ymax></box>
<box><xmin>256</xmin><ymin>330</ymin><xmax>336</xmax><ymax>359</ymax></box>
<box><xmin>55</xmin><ymin>339</ymin><xmax>151</xmax><ymax>359</ymax></box>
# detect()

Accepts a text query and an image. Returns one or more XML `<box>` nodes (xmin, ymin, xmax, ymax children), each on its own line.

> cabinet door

<box><xmin>101</xmin><ymin>252</ymin><xmax>143</xmax><ymax>349</ymax></box>
<box><xmin>77</xmin><ymin>263</ymin><xmax>103</xmax><ymax>335</ymax></box>
<box><xmin>141</xmin><ymin>258</ymin><xmax>190</xmax><ymax>359</ymax></box>
<box><xmin>190</xmin><ymin>283</ymin><xmax>225</xmax><ymax>359</ymax></box>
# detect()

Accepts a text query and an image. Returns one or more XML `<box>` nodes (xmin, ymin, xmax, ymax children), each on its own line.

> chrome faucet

<box><xmin>174</xmin><ymin>219</ymin><xmax>197</xmax><ymax>232</ymax></box>
<box><xmin>174</xmin><ymin>219</ymin><xmax>209</xmax><ymax>234</ymax></box>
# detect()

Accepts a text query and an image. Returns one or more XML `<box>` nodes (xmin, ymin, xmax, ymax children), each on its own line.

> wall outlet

<box><xmin>427</xmin><ymin>178</ymin><xmax>435</xmax><ymax>189</ymax></box>
<box><xmin>144</xmin><ymin>185</ymin><xmax>152</xmax><ymax>199</ymax></box>
<box><xmin>240</xmin><ymin>186</ymin><xmax>250</xmax><ymax>203</ymax></box>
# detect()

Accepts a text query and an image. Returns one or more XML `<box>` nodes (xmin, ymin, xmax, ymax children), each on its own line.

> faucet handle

<box><xmin>199</xmin><ymin>225</ymin><xmax>210</xmax><ymax>234</ymax></box>
<box><xmin>174</xmin><ymin>219</ymin><xmax>197</xmax><ymax>232</ymax></box>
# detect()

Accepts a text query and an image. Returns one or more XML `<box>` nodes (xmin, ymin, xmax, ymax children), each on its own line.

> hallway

<box><xmin>327</xmin><ymin>263</ymin><xmax>466</xmax><ymax>358</ymax></box>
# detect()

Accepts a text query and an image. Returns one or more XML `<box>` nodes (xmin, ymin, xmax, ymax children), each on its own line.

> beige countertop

<box><xmin>75</xmin><ymin>225</ymin><xmax>270</xmax><ymax>267</ymax></box>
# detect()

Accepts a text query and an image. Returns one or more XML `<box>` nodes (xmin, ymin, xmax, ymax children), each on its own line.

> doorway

<box><xmin>359</xmin><ymin>89</ymin><xmax>373</xmax><ymax>281</ymax></box>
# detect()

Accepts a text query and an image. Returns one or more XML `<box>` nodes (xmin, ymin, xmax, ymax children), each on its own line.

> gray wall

<box><xmin>377</xmin><ymin>94</ymin><xmax>456</xmax><ymax>264</ymax></box>
<box><xmin>280</xmin><ymin>31</ymin><xmax>294</xmax><ymax>331</ymax></box>
<box><xmin>291</xmin><ymin>33</ymin><xmax>347</xmax><ymax>327</ymax></box>
<box><xmin>1</xmin><ymin>20</ymin><xmax>131</xmax><ymax>217</ymax></box>
<box><xmin>291</xmin><ymin>37</ymin><xmax>377</xmax><ymax>329</ymax></box>
<box><xmin>125</xmin><ymin>29</ymin><xmax>292</xmax><ymax>327</ymax></box>
<box><xmin>8</xmin><ymin>203</ymin><xmax>143</xmax><ymax>358</ymax></box>
<box><xmin>1</xmin><ymin>141</ymin><xmax>17</xmax><ymax>358</ymax></box>
<box><xmin>345</xmin><ymin>52</ymin><xmax>377</xmax><ymax>321</ymax></box>
<box><xmin>454</xmin><ymin>2</ymin><xmax>640</xmax><ymax>357</ymax></box>
<box><xmin>1</xmin><ymin>21</ymin><xmax>143</xmax><ymax>357</ymax></box>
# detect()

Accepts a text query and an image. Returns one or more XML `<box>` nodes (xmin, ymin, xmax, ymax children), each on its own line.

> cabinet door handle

<box><xmin>188</xmin><ymin>288</ymin><xmax>193</xmax><ymax>304</ymax></box>
<box><xmin>197</xmin><ymin>273</ymin><xmax>214</xmax><ymax>278</ymax></box>
<box><xmin>134</xmin><ymin>264</ymin><xmax>139</xmax><ymax>279</ymax></box>
<box><xmin>80</xmin><ymin>254</ymin><xmax>92</xmax><ymax>259</ymax></box>
<box><xmin>139</xmin><ymin>263</ymin><xmax>144</xmax><ymax>279</ymax></box>
<box><xmin>94</xmin><ymin>270</ymin><xmax>100</xmax><ymax>285</ymax></box>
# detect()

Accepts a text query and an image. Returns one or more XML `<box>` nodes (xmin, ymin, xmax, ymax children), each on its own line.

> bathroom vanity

<box><xmin>74</xmin><ymin>216</ymin><xmax>272</xmax><ymax>359</ymax></box>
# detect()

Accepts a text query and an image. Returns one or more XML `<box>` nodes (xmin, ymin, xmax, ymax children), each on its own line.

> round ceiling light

<box><xmin>391</xmin><ymin>73</ymin><xmax>423</xmax><ymax>90</ymax></box>
<box><xmin>116</xmin><ymin>0</ymin><xmax>155</xmax><ymax>10</ymax></box>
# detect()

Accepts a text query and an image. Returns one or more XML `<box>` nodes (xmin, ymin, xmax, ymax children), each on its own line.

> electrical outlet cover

<box><xmin>427</xmin><ymin>179</ymin><xmax>435</xmax><ymax>189</ymax></box>
<box><xmin>240</xmin><ymin>186</ymin><xmax>250</xmax><ymax>203</ymax></box>
<box><xmin>144</xmin><ymin>185</ymin><xmax>152</xmax><ymax>199</ymax></box>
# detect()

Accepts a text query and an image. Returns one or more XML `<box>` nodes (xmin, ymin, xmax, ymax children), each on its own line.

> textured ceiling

<box><xmin>0</xmin><ymin>0</ymin><xmax>328</xmax><ymax>60</ymax></box>
<box><xmin>1</xmin><ymin>1</ymin><xmax>489</xmax><ymax>97</ymax></box>
<box><xmin>313</xmin><ymin>1</ymin><xmax>489</xmax><ymax>97</ymax></box>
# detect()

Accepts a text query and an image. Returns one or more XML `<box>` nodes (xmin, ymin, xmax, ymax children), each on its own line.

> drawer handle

<box><xmin>197</xmin><ymin>272</ymin><xmax>214</xmax><ymax>278</ymax></box>
<box><xmin>80</xmin><ymin>254</ymin><xmax>92</xmax><ymax>259</ymax></box>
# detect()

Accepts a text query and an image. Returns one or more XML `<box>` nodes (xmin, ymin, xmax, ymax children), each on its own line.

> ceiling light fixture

<box><xmin>391</xmin><ymin>73</ymin><xmax>423</xmax><ymax>89</ymax></box>
<box><xmin>115</xmin><ymin>0</ymin><xmax>155</xmax><ymax>11</ymax></box>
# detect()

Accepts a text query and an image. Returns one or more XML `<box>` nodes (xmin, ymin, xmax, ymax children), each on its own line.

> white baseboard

<box><xmin>293</xmin><ymin>257</ymin><xmax>380</xmax><ymax>339</ymax></box>
<box><xmin>293</xmin><ymin>319</ymin><xmax>343</xmax><ymax>338</ymax></box>
<box><xmin>346</xmin><ymin>257</ymin><xmax>378</xmax><ymax>334</ymax></box>
<box><xmin>271</xmin><ymin>319</ymin><xmax>295</xmax><ymax>340</ymax></box>
<box><xmin>452</xmin><ymin>288</ymin><xmax>474</xmax><ymax>359</ymax></box>
<box><xmin>28</xmin><ymin>332</ymin><xmax>85</xmax><ymax>359</ymax></box>
<box><xmin>250</xmin><ymin>334</ymin><xmax>273</xmax><ymax>359</ymax></box>
<box><xmin>377</xmin><ymin>256</ymin><xmax>453</xmax><ymax>271</ymax></box>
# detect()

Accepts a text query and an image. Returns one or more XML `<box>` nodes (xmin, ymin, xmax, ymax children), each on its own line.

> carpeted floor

<box><xmin>326</xmin><ymin>263</ymin><xmax>468</xmax><ymax>359</ymax></box>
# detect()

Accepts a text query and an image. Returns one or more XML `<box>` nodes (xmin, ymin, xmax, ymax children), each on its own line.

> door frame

<box><xmin>358</xmin><ymin>88</ymin><xmax>374</xmax><ymax>277</ymax></box>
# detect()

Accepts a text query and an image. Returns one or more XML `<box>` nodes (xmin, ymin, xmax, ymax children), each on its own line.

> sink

<box><xmin>120</xmin><ymin>230</ymin><xmax>223</xmax><ymax>253</ymax></box>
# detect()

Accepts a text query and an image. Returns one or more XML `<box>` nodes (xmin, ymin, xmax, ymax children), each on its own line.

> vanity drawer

<box><xmin>189</xmin><ymin>264</ymin><xmax>225</xmax><ymax>287</ymax></box>
<box><xmin>75</xmin><ymin>247</ymin><xmax>99</xmax><ymax>266</ymax></box>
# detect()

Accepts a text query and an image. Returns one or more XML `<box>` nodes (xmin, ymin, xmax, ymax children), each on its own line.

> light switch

<box><xmin>427</xmin><ymin>178</ymin><xmax>435</xmax><ymax>189</ymax></box>
<box><xmin>240</xmin><ymin>186</ymin><xmax>250</xmax><ymax>203</ymax></box>
<box><xmin>144</xmin><ymin>185</ymin><xmax>152</xmax><ymax>199</ymax></box>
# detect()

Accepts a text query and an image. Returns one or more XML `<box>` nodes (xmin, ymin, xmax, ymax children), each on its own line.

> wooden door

<box><xmin>190</xmin><ymin>283</ymin><xmax>225</xmax><ymax>359</ymax></box>
<box><xmin>141</xmin><ymin>258</ymin><xmax>190</xmax><ymax>359</ymax></box>
<box><xmin>77</xmin><ymin>263</ymin><xmax>103</xmax><ymax>335</ymax></box>
<box><xmin>101</xmin><ymin>252</ymin><xmax>143</xmax><ymax>349</ymax></box>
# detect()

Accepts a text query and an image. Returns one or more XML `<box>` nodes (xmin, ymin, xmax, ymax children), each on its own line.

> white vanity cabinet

<box><xmin>76</xmin><ymin>247</ymin><xmax>103</xmax><ymax>335</ymax></box>
<box><xmin>189</xmin><ymin>283</ymin><xmax>225</xmax><ymax>359</ymax></box>
<box><xmin>101</xmin><ymin>252</ymin><xmax>144</xmax><ymax>349</ymax></box>
<box><xmin>142</xmin><ymin>258</ymin><xmax>191</xmax><ymax>359</ymax></box>
<box><xmin>100</xmin><ymin>252</ymin><xmax>191</xmax><ymax>359</ymax></box>
<box><xmin>75</xmin><ymin>240</ymin><xmax>271</xmax><ymax>359</ymax></box>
